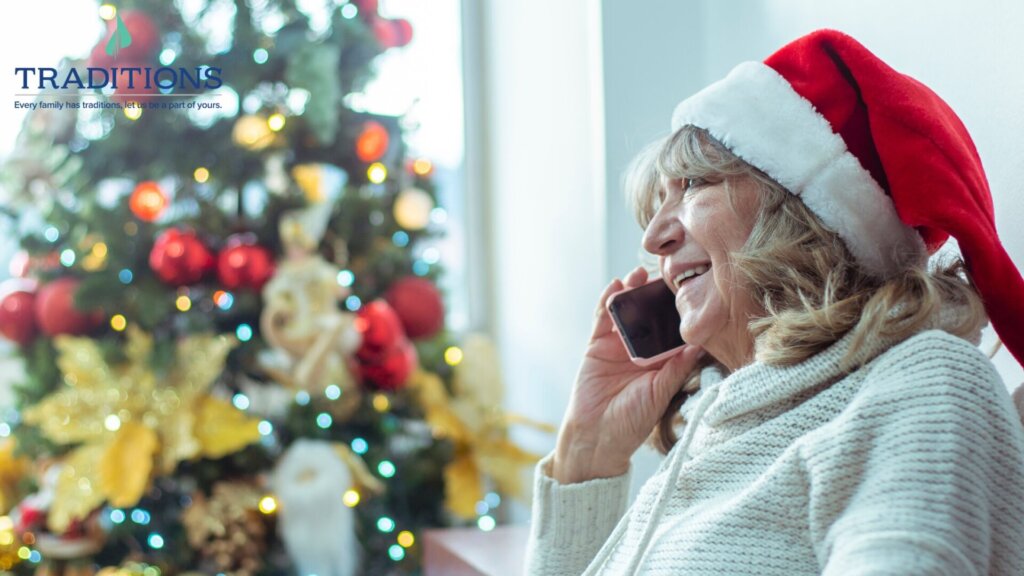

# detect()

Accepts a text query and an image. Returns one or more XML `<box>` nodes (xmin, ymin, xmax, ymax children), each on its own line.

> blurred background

<box><xmin>1</xmin><ymin>1</ymin><xmax>1022</xmax><ymax>574</ymax></box>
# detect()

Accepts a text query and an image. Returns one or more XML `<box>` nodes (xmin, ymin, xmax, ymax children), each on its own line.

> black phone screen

<box><xmin>608</xmin><ymin>280</ymin><xmax>685</xmax><ymax>359</ymax></box>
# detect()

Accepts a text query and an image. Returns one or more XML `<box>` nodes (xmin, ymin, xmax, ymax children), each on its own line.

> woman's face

<box><xmin>641</xmin><ymin>175</ymin><xmax>762</xmax><ymax>370</ymax></box>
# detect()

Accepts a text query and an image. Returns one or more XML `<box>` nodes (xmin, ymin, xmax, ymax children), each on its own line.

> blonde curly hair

<box><xmin>625</xmin><ymin>126</ymin><xmax>989</xmax><ymax>454</ymax></box>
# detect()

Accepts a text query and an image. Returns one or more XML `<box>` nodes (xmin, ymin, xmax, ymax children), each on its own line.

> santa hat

<box><xmin>670</xmin><ymin>28</ymin><xmax>1024</xmax><ymax>368</ymax></box>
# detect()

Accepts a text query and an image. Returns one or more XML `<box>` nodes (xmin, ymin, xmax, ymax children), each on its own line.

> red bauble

<box><xmin>216</xmin><ymin>237</ymin><xmax>276</xmax><ymax>292</ymax></box>
<box><xmin>149</xmin><ymin>228</ymin><xmax>215</xmax><ymax>286</ymax></box>
<box><xmin>392</xmin><ymin>19</ymin><xmax>413</xmax><ymax>47</ymax></box>
<box><xmin>355</xmin><ymin>300</ymin><xmax>407</xmax><ymax>352</ymax></box>
<box><xmin>34</xmin><ymin>278</ymin><xmax>104</xmax><ymax>337</ymax></box>
<box><xmin>359</xmin><ymin>339</ymin><xmax>418</xmax><ymax>391</ymax></box>
<box><xmin>384</xmin><ymin>276</ymin><xmax>445</xmax><ymax>340</ymax></box>
<box><xmin>352</xmin><ymin>0</ymin><xmax>379</xmax><ymax>16</ymax></box>
<box><xmin>371</xmin><ymin>17</ymin><xmax>398</xmax><ymax>48</ymax></box>
<box><xmin>356</xmin><ymin>121</ymin><xmax>390</xmax><ymax>163</ymax></box>
<box><xmin>90</xmin><ymin>10</ymin><xmax>161</xmax><ymax>68</ymax></box>
<box><xmin>0</xmin><ymin>289</ymin><xmax>38</xmax><ymax>346</ymax></box>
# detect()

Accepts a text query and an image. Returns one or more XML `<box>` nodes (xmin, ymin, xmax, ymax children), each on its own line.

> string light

<box><xmin>194</xmin><ymin>167</ymin><xmax>210</xmax><ymax>183</ymax></box>
<box><xmin>477</xmin><ymin>515</ymin><xmax>496</xmax><ymax>531</ymax></box>
<box><xmin>232</xmin><ymin>393</ymin><xmax>250</xmax><ymax>410</ymax></box>
<box><xmin>110</xmin><ymin>509</ymin><xmax>126</xmax><ymax>524</ymax></box>
<box><xmin>59</xmin><ymin>249</ymin><xmax>75</xmax><ymax>267</ymax></box>
<box><xmin>325</xmin><ymin>384</ymin><xmax>341</xmax><ymax>400</ymax></box>
<box><xmin>253</xmin><ymin>48</ymin><xmax>269</xmax><ymax>64</ymax></box>
<box><xmin>343</xmin><ymin>489</ymin><xmax>360</xmax><ymax>507</ymax></box>
<box><xmin>124</xmin><ymin>105</ymin><xmax>143</xmax><ymax>120</ymax></box>
<box><xmin>388</xmin><ymin>544</ymin><xmax>405</xmax><ymax>561</ymax></box>
<box><xmin>336</xmin><ymin>270</ymin><xmax>355</xmax><ymax>287</ymax></box>
<box><xmin>341</xmin><ymin>3</ymin><xmax>358</xmax><ymax>18</ymax></box>
<box><xmin>367</xmin><ymin>163</ymin><xmax>387</xmax><ymax>184</ymax></box>
<box><xmin>392</xmin><ymin>231</ymin><xmax>409</xmax><ymax>247</ymax></box>
<box><xmin>351</xmin><ymin>437</ymin><xmax>368</xmax><ymax>454</ymax></box>
<box><xmin>104</xmin><ymin>415</ymin><xmax>122</xmax><ymax>432</ymax></box>
<box><xmin>316</xmin><ymin>412</ymin><xmax>333</xmax><ymax>429</ymax></box>
<box><xmin>119</xmin><ymin>269</ymin><xmax>134</xmax><ymax>284</ymax></box>
<box><xmin>372</xmin><ymin>393</ymin><xmax>390</xmax><ymax>412</ymax></box>
<box><xmin>267</xmin><ymin>113</ymin><xmax>286</xmax><ymax>132</ymax></box>
<box><xmin>295</xmin><ymin>391</ymin><xmax>311</xmax><ymax>406</ymax></box>
<box><xmin>214</xmin><ymin>290</ymin><xmax>234</xmax><ymax>310</ymax></box>
<box><xmin>377</xmin><ymin>517</ymin><xmax>395</xmax><ymax>533</ymax></box>
<box><xmin>131</xmin><ymin>509</ymin><xmax>151</xmax><ymax>525</ymax></box>
<box><xmin>99</xmin><ymin>4</ymin><xmax>117</xmax><ymax>20</ymax></box>
<box><xmin>110</xmin><ymin>314</ymin><xmax>127</xmax><ymax>331</ymax></box>
<box><xmin>258</xmin><ymin>420</ymin><xmax>273</xmax><ymax>435</ymax></box>
<box><xmin>397</xmin><ymin>531</ymin><xmax>415</xmax><ymax>548</ymax></box>
<box><xmin>258</xmin><ymin>496</ymin><xmax>277</xmax><ymax>514</ymax></box>
<box><xmin>345</xmin><ymin>295</ymin><xmax>362</xmax><ymax>311</ymax></box>
<box><xmin>444</xmin><ymin>346</ymin><xmax>463</xmax><ymax>366</ymax></box>
<box><xmin>148</xmin><ymin>533</ymin><xmax>164</xmax><ymax>549</ymax></box>
<box><xmin>412</xmin><ymin>158</ymin><xmax>433</xmax><ymax>176</ymax></box>
<box><xmin>175</xmin><ymin>295</ymin><xmax>192</xmax><ymax>312</ymax></box>
<box><xmin>485</xmin><ymin>492</ymin><xmax>501</xmax><ymax>507</ymax></box>
<box><xmin>378</xmin><ymin>460</ymin><xmax>396</xmax><ymax>478</ymax></box>
<box><xmin>236</xmin><ymin>323</ymin><xmax>253</xmax><ymax>341</ymax></box>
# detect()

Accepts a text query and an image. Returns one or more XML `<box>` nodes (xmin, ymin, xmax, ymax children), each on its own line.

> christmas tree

<box><xmin>0</xmin><ymin>1</ymin><xmax>544</xmax><ymax>574</ymax></box>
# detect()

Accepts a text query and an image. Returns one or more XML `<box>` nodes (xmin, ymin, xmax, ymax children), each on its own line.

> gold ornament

<box><xmin>22</xmin><ymin>326</ymin><xmax>261</xmax><ymax>532</ymax></box>
<box><xmin>232</xmin><ymin>114</ymin><xmax>277</xmax><ymax>151</ymax></box>
<box><xmin>259</xmin><ymin>206</ymin><xmax>363</xmax><ymax>416</ymax></box>
<box><xmin>181</xmin><ymin>480</ymin><xmax>268</xmax><ymax>576</ymax></box>
<box><xmin>410</xmin><ymin>334</ymin><xmax>554</xmax><ymax>519</ymax></box>
<box><xmin>0</xmin><ymin>438</ymin><xmax>31</xmax><ymax>515</ymax></box>
<box><xmin>393</xmin><ymin>187</ymin><xmax>433</xmax><ymax>230</ymax></box>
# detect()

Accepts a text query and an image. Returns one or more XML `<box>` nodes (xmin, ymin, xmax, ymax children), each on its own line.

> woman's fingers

<box><xmin>592</xmin><ymin>277</ymin><xmax>624</xmax><ymax>337</ymax></box>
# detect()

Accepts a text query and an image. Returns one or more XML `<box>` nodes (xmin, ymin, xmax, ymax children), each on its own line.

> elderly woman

<box><xmin>524</xmin><ymin>29</ymin><xmax>1024</xmax><ymax>575</ymax></box>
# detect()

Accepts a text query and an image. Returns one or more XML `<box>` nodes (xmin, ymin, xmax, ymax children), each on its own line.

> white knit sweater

<box><xmin>524</xmin><ymin>326</ymin><xmax>1024</xmax><ymax>575</ymax></box>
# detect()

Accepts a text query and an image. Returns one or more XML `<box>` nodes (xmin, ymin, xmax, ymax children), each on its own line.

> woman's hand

<box><xmin>552</xmin><ymin>265</ymin><xmax>705</xmax><ymax>484</ymax></box>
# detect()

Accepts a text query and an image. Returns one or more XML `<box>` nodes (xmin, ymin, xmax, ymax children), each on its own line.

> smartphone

<box><xmin>606</xmin><ymin>277</ymin><xmax>685</xmax><ymax>366</ymax></box>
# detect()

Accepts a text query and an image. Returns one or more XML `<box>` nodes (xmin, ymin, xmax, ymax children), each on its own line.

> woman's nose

<box><xmin>642</xmin><ymin>210</ymin><xmax>682</xmax><ymax>256</ymax></box>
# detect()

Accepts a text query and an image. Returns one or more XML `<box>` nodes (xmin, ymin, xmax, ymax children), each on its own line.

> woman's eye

<box><xmin>684</xmin><ymin>177</ymin><xmax>708</xmax><ymax>191</ymax></box>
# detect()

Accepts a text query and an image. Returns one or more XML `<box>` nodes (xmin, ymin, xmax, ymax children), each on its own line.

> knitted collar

<box><xmin>701</xmin><ymin>305</ymin><xmax>980</xmax><ymax>427</ymax></box>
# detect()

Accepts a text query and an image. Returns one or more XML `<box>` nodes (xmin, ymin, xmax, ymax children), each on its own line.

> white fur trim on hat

<box><xmin>671</xmin><ymin>61</ymin><xmax>927</xmax><ymax>277</ymax></box>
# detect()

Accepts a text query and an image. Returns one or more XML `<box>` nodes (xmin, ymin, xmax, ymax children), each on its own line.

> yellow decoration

<box><xmin>410</xmin><ymin>333</ymin><xmax>553</xmax><ymax>519</ymax></box>
<box><xmin>22</xmin><ymin>327</ymin><xmax>259</xmax><ymax>532</ymax></box>
<box><xmin>192</xmin><ymin>396</ymin><xmax>261</xmax><ymax>458</ymax></box>
<box><xmin>332</xmin><ymin>443</ymin><xmax>385</xmax><ymax>496</ymax></box>
<box><xmin>292</xmin><ymin>163</ymin><xmax>325</xmax><ymax>202</ymax></box>
<box><xmin>99</xmin><ymin>422</ymin><xmax>158</xmax><ymax>507</ymax></box>
<box><xmin>0</xmin><ymin>439</ymin><xmax>30</xmax><ymax>515</ymax></box>
<box><xmin>232</xmin><ymin>114</ymin><xmax>277</xmax><ymax>151</ymax></box>
<box><xmin>393</xmin><ymin>187</ymin><xmax>434</xmax><ymax>231</ymax></box>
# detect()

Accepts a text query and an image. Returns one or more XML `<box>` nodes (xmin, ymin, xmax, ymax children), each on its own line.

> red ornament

<box><xmin>149</xmin><ymin>228</ymin><xmax>215</xmax><ymax>286</ymax></box>
<box><xmin>34</xmin><ymin>278</ymin><xmax>104</xmax><ymax>337</ymax></box>
<box><xmin>384</xmin><ymin>276</ymin><xmax>445</xmax><ymax>339</ymax></box>
<box><xmin>112</xmin><ymin>64</ymin><xmax>159</xmax><ymax>104</ymax></box>
<box><xmin>89</xmin><ymin>10</ymin><xmax>161</xmax><ymax>68</ymax></box>
<box><xmin>356</xmin><ymin>121</ymin><xmax>390</xmax><ymax>163</ymax></box>
<box><xmin>359</xmin><ymin>339</ymin><xmax>418</xmax><ymax>391</ymax></box>
<box><xmin>392</xmin><ymin>19</ymin><xmax>413</xmax><ymax>47</ymax></box>
<box><xmin>216</xmin><ymin>237</ymin><xmax>276</xmax><ymax>292</ymax></box>
<box><xmin>129</xmin><ymin>181</ymin><xmax>168</xmax><ymax>221</ymax></box>
<box><xmin>371</xmin><ymin>17</ymin><xmax>398</xmax><ymax>48</ymax></box>
<box><xmin>355</xmin><ymin>300</ymin><xmax>407</xmax><ymax>352</ymax></box>
<box><xmin>0</xmin><ymin>289</ymin><xmax>38</xmax><ymax>346</ymax></box>
<box><xmin>352</xmin><ymin>0</ymin><xmax>379</xmax><ymax>16</ymax></box>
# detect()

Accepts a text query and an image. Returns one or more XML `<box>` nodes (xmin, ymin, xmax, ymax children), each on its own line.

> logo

<box><xmin>105</xmin><ymin>11</ymin><xmax>133</xmax><ymax>58</ymax></box>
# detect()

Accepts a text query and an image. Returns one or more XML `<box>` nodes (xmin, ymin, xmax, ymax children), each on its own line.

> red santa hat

<box><xmin>670</xmin><ymin>29</ymin><xmax>1024</xmax><ymax>368</ymax></box>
